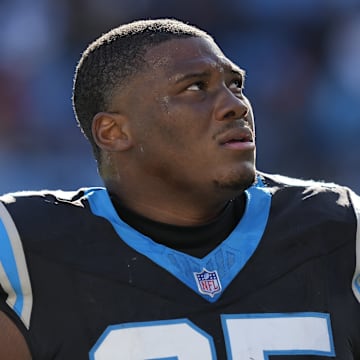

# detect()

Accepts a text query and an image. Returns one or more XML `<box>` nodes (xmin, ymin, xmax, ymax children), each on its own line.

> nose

<box><xmin>214</xmin><ymin>87</ymin><xmax>250</xmax><ymax>121</ymax></box>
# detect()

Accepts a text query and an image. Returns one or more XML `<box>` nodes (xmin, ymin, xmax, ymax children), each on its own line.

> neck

<box><xmin>105</xmin><ymin>179</ymin><xmax>245</xmax><ymax>226</ymax></box>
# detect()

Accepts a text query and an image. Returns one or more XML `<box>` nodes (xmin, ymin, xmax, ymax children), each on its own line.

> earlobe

<box><xmin>92</xmin><ymin>112</ymin><xmax>133</xmax><ymax>152</ymax></box>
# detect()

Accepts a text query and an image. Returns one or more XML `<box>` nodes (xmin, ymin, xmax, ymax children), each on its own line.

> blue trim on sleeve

<box><xmin>0</xmin><ymin>219</ymin><xmax>24</xmax><ymax>317</ymax></box>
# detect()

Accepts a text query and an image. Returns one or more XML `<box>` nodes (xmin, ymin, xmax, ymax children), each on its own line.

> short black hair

<box><xmin>72</xmin><ymin>18</ymin><xmax>211</xmax><ymax>161</ymax></box>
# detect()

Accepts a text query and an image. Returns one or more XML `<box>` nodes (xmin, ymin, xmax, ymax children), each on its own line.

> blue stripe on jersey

<box><xmin>85</xmin><ymin>180</ymin><xmax>271</xmax><ymax>302</ymax></box>
<box><xmin>0</xmin><ymin>219</ymin><xmax>24</xmax><ymax>318</ymax></box>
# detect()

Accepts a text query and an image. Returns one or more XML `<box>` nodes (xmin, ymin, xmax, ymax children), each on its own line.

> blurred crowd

<box><xmin>1</xmin><ymin>0</ymin><xmax>360</xmax><ymax>193</ymax></box>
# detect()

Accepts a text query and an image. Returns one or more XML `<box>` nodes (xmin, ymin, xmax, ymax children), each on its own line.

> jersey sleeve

<box><xmin>0</xmin><ymin>200</ymin><xmax>33</xmax><ymax>329</ymax></box>
<box><xmin>350</xmin><ymin>189</ymin><xmax>360</xmax><ymax>303</ymax></box>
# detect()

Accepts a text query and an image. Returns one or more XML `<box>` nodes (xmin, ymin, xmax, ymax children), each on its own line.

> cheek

<box><xmin>158</xmin><ymin>95</ymin><xmax>171</xmax><ymax>115</ymax></box>
<box><xmin>155</xmin><ymin>103</ymin><xmax>201</xmax><ymax>146</ymax></box>
<box><xmin>156</xmin><ymin>122</ymin><xmax>190</xmax><ymax>150</ymax></box>
<box><xmin>137</xmin><ymin>95</ymin><xmax>212</xmax><ymax>155</ymax></box>
<box><xmin>164</xmin><ymin>98</ymin><xmax>212</xmax><ymax>133</ymax></box>
<box><xmin>244</xmin><ymin>98</ymin><xmax>255</xmax><ymax>130</ymax></box>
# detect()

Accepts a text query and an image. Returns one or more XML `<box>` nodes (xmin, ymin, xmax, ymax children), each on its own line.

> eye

<box><xmin>229</xmin><ymin>78</ymin><xmax>244</xmax><ymax>92</ymax></box>
<box><xmin>186</xmin><ymin>81</ymin><xmax>206</xmax><ymax>91</ymax></box>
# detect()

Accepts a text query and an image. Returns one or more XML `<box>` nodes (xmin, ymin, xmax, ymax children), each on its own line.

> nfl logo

<box><xmin>194</xmin><ymin>268</ymin><xmax>222</xmax><ymax>297</ymax></box>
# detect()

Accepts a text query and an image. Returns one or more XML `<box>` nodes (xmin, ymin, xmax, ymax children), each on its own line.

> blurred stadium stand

<box><xmin>1</xmin><ymin>0</ymin><xmax>360</xmax><ymax>193</ymax></box>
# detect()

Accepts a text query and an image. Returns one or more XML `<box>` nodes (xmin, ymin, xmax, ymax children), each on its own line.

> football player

<box><xmin>0</xmin><ymin>19</ymin><xmax>359</xmax><ymax>359</ymax></box>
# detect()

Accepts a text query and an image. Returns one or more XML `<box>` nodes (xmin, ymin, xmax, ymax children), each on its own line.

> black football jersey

<box><xmin>0</xmin><ymin>173</ymin><xmax>359</xmax><ymax>359</ymax></box>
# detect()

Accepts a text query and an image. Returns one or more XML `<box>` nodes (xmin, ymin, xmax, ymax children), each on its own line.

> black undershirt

<box><xmin>110</xmin><ymin>194</ymin><xmax>246</xmax><ymax>258</ymax></box>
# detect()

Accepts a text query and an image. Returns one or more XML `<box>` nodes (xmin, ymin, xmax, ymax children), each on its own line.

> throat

<box><xmin>110</xmin><ymin>193</ymin><xmax>246</xmax><ymax>258</ymax></box>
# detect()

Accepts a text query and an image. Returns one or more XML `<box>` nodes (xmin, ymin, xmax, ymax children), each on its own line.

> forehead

<box><xmin>143</xmin><ymin>37</ymin><xmax>243</xmax><ymax>78</ymax></box>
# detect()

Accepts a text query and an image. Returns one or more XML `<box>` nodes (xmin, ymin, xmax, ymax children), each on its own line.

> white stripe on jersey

<box><xmin>0</xmin><ymin>201</ymin><xmax>33</xmax><ymax>329</ymax></box>
<box><xmin>350</xmin><ymin>190</ymin><xmax>360</xmax><ymax>303</ymax></box>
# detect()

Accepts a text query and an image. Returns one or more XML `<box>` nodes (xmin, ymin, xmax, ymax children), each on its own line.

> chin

<box><xmin>213</xmin><ymin>166</ymin><xmax>257</xmax><ymax>192</ymax></box>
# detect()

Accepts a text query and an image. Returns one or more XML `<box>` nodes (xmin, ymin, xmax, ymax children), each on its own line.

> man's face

<box><xmin>112</xmin><ymin>36</ymin><xmax>256</xmax><ymax>197</ymax></box>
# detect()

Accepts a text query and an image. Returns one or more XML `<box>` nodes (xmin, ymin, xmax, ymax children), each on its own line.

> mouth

<box><xmin>223</xmin><ymin>136</ymin><xmax>252</xmax><ymax>145</ymax></box>
<box><xmin>218</xmin><ymin>127</ymin><xmax>254</xmax><ymax>147</ymax></box>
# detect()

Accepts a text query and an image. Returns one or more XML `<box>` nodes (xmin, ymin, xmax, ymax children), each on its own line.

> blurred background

<box><xmin>1</xmin><ymin>0</ymin><xmax>360</xmax><ymax>194</ymax></box>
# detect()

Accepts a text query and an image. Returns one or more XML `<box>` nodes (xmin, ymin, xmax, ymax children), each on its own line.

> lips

<box><xmin>217</xmin><ymin>127</ymin><xmax>254</xmax><ymax>146</ymax></box>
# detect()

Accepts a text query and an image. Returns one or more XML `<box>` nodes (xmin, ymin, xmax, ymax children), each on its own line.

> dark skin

<box><xmin>94</xmin><ymin>36</ymin><xmax>256</xmax><ymax>225</ymax></box>
<box><xmin>0</xmin><ymin>311</ymin><xmax>32</xmax><ymax>359</ymax></box>
<box><xmin>0</xmin><ymin>36</ymin><xmax>256</xmax><ymax>358</ymax></box>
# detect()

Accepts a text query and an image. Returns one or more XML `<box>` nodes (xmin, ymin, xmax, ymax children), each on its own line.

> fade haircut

<box><xmin>72</xmin><ymin>18</ymin><xmax>211</xmax><ymax>161</ymax></box>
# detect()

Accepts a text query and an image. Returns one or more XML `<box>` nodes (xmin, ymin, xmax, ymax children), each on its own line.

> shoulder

<box><xmin>257</xmin><ymin>172</ymin><xmax>360</xmax><ymax>303</ymax></box>
<box><xmin>258</xmin><ymin>172</ymin><xmax>358</xmax><ymax>219</ymax></box>
<box><xmin>0</xmin><ymin>187</ymin><xmax>109</xmax><ymax>248</ymax></box>
<box><xmin>259</xmin><ymin>171</ymin><xmax>348</xmax><ymax>193</ymax></box>
<box><xmin>257</xmin><ymin>172</ymin><xmax>359</xmax><ymax>253</ymax></box>
<box><xmin>0</xmin><ymin>187</ymin><xmax>112</xmax><ymax>330</ymax></box>
<box><xmin>0</xmin><ymin>187</ymin><xmax>104</xmax><ymax>218</ymax></box>
<box><xmin>0</xmin><ymin>188</ymin><xmax>92</xmax><ymax>208</ymax></box>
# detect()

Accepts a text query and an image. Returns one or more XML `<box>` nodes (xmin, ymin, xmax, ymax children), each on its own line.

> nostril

<box><xmin>224</xmin><ymin>110</ymin><xmax>236</xmax><ymax>119</ymax></box>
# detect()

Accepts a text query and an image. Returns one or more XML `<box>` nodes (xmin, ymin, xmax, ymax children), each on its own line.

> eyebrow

<box><xmin>173</xmin><ymin>66</ymin><xmax>246</xmax><ymax>84</ymax></box>
<box><xmin>174</xmin><ymin>71</ymin><xmax>211</xmax><ymax>84</ymax></box>
<box><xmin>231</xmin><ymin>67</ymin><xmax>246</xmax><ymax>78</ymax></box>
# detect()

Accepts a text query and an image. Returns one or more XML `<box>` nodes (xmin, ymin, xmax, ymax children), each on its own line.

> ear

<box><xmin>92</xmin><ymin>112</ymin><xmax>133</xmax><ymax>152</ymax></box>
